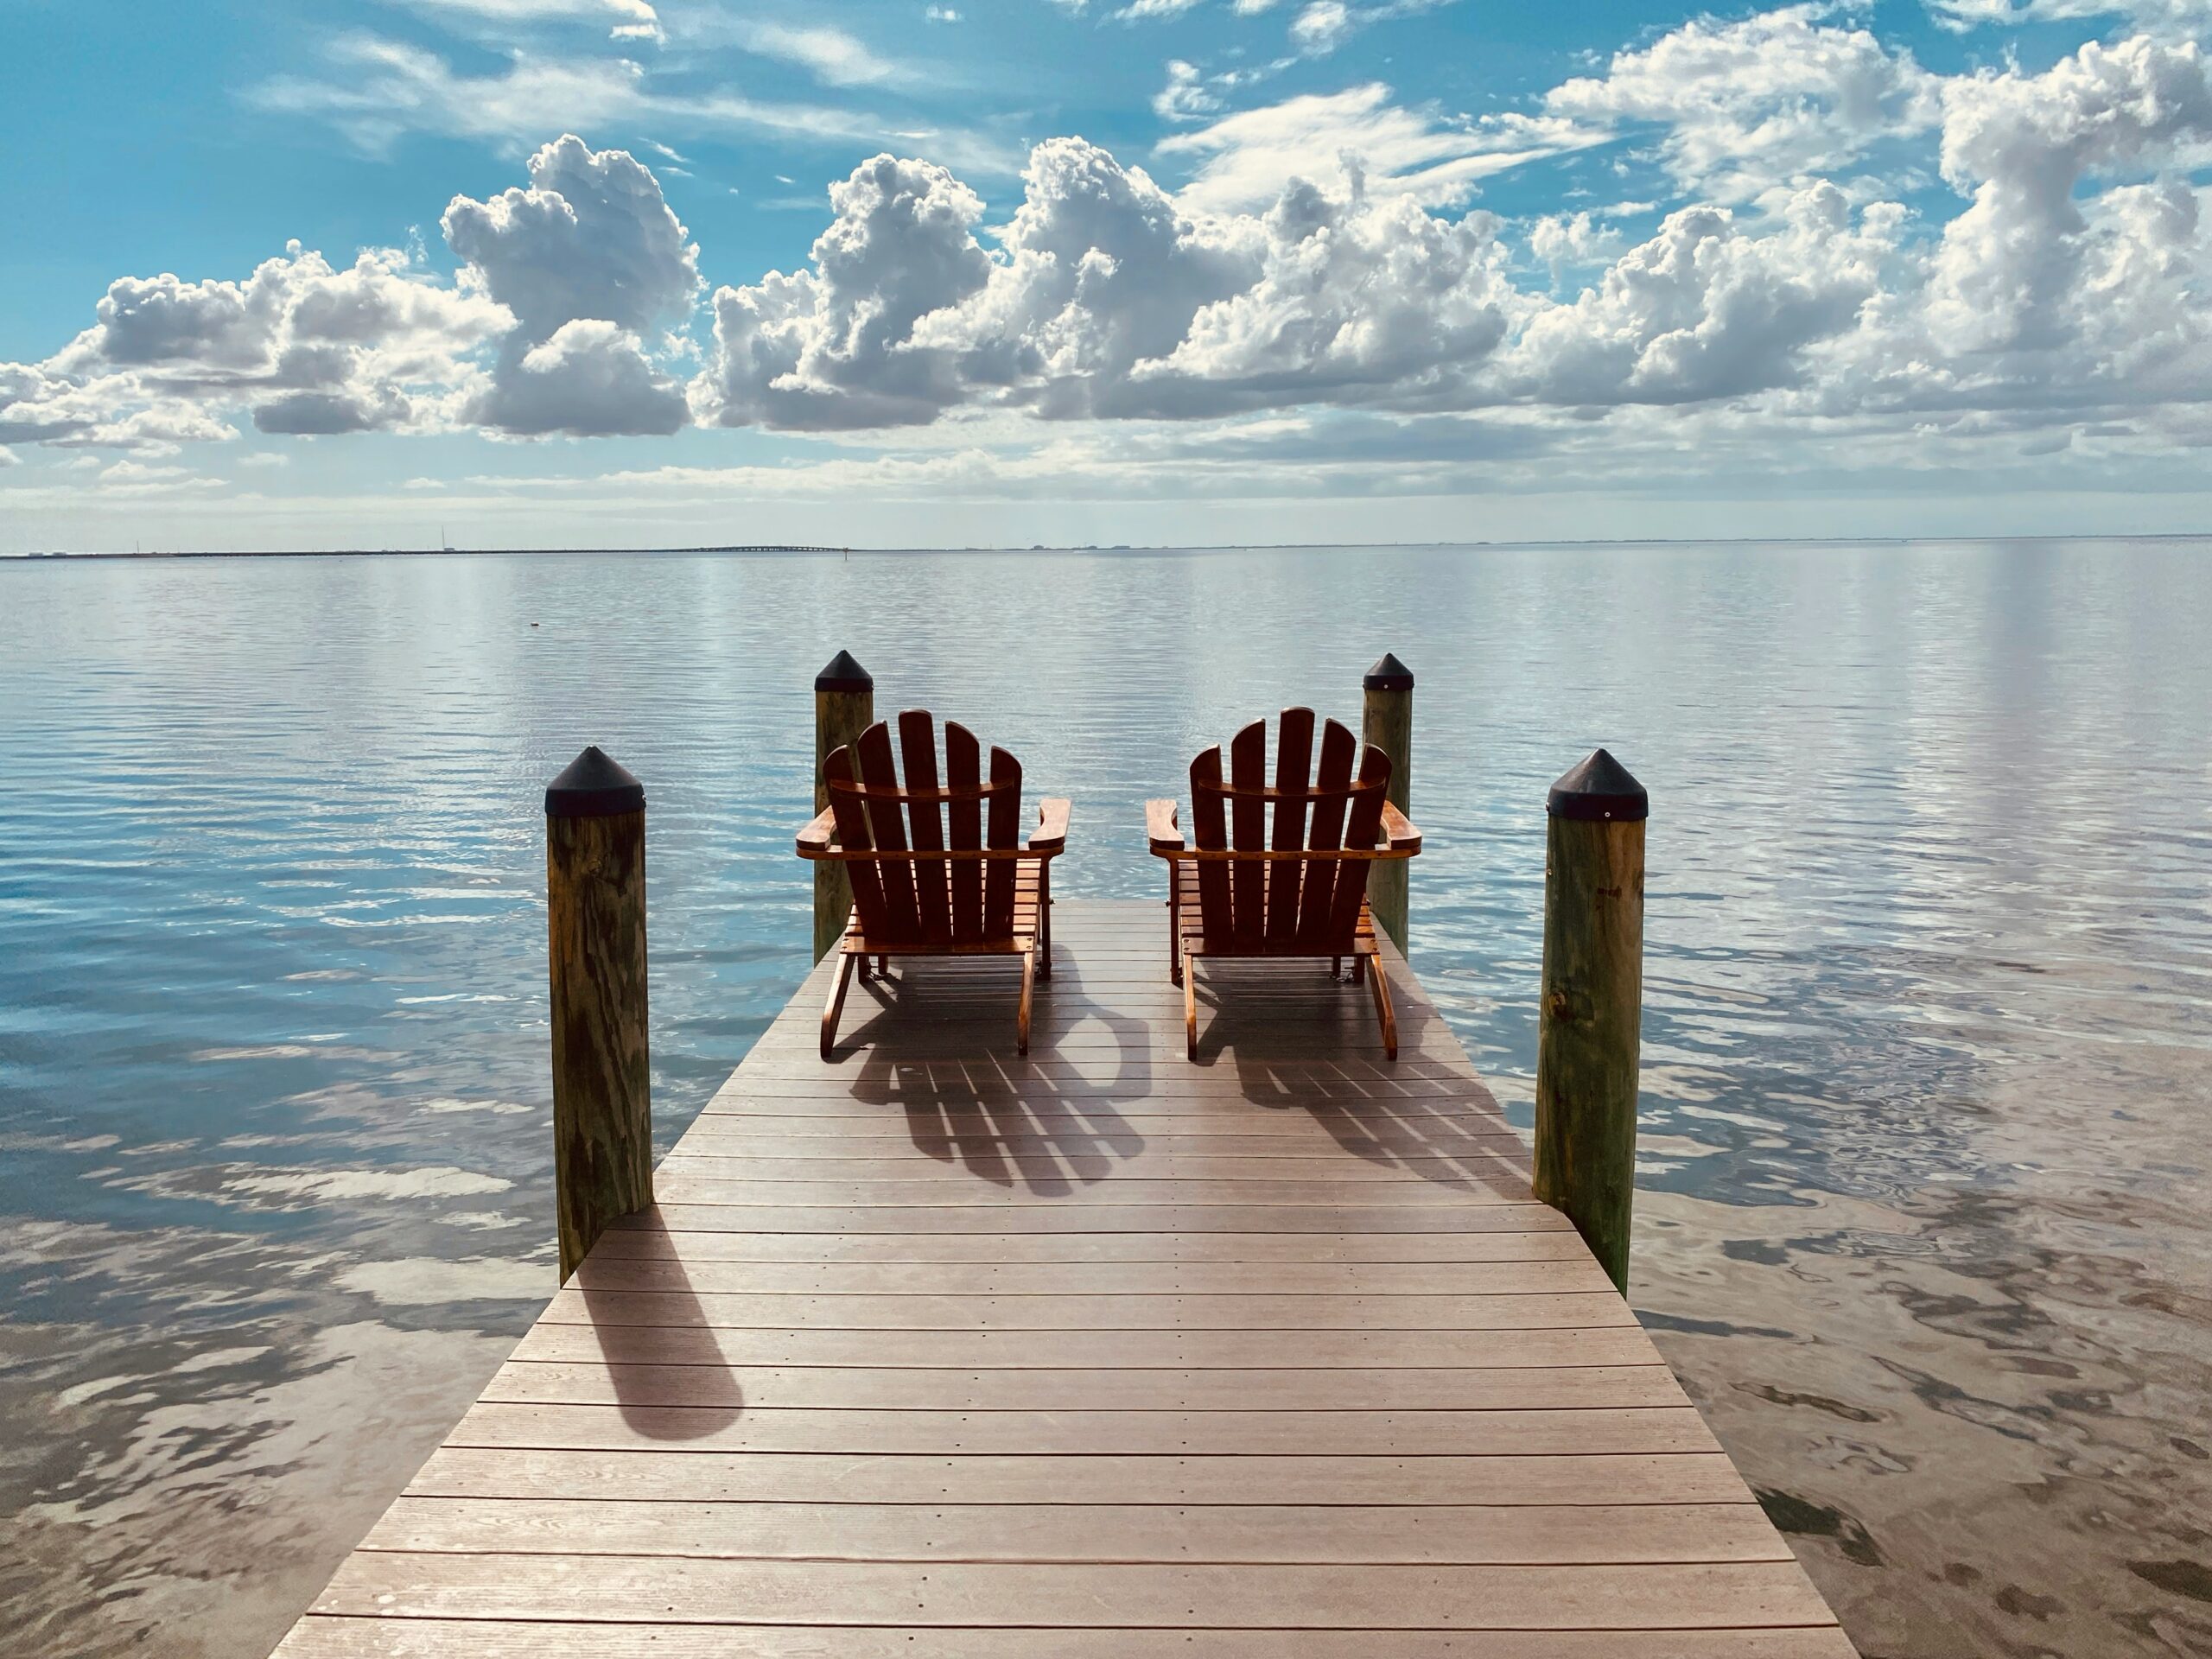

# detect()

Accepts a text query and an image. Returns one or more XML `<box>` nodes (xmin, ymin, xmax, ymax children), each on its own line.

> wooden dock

<box><xmin>276</xmin><ymin>900</ymin><xmax>1853</xmax><ymax>1656</ymax></box>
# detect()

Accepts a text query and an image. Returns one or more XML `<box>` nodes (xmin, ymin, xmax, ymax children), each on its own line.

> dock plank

<box><xmin>279</xmin><ymin>1621</ymin><xmax>1861</xmax><ymax>1658</ymax></box>
<box><xmin>476</xmin><ymin>1360</ymin><xmax>1690</xmax><ymax>1409</ymax></box>
<box><xmin>309</xmin><ymin>1554</ymin><xmax>1838</xmax><ymax>1630</ymax></box>
<box><xmin>402</xmin><ymin>1447</ymin><xmax>1771</xmax><ymax>1506</ymax></box>
<box><xmin>272</xmin><ymin>901</ymin><xmax>1853</xmax><ymax>1657</ymax></box>
<box><xmin>359</xmin><ymin>1496</ymin><xmax>1793</xmax><ymax>1563</ymax></box>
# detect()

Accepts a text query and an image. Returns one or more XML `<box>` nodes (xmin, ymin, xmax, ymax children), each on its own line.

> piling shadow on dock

<box><xmin>273</xmin><ymin>900</ymin><xmax>1854</xmax><ymax>1656</ymax></box>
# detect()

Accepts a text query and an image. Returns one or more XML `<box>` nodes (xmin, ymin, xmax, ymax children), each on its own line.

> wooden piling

<box><xmin>1532</xmin><ymin>747</ymin><xmax>1647</xmax><ymax>1294</ymax></box>
<box><xmin>544</xmin><ymin>746</ymin><xmax>652</xmax><ymax>1283</ymax></box>
<box><xmin>1361</xmin><ymin>652</ymin><xmax>1414</xmax><ymax>954</ymax></box>
<box><xmin>813</xmin><ymin>651</ymin><xmax>874</xmax><ymax>963</ymax></box>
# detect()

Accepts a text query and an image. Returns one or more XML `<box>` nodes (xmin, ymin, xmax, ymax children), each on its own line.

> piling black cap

<box><xmin>815</xmin><ymin>650</ymin><xmax>874</xmax><ymax>694</ymax></box>
<box><xmin>1363</xmin><ymin>652</ymin><xmax>1414</xmax><ymax>692</ymax></box>
<box><xmin>545</xmin><ymin>746</ymin><xmax>645</xmax><ymax>818</ymax></box>
<box><xmin>1547</xmin><ymin>747</ymin><xmax>1648</xmax><ymax>823</ymax></box>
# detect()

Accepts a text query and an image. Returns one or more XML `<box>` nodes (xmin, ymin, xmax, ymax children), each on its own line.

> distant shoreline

<box><xmin>7</xmin><ymin>532</ymin><xmax>2209</xmax><ymax>562</ymax></box>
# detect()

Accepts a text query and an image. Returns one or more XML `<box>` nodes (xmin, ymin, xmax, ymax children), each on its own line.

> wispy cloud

<box><xmin>1289</xmin><ymin>0</ymin><xmax>1456</xmax><ymax>57</ymax></box>
<box><xmin>1154</xmin><ymin>60</ymin><xmax>1223</xmax><ymax>121</ymax></box>
<box><xmin>248</xmin><ymin>35</ymin><xmax>1017</xmax><ymax>172</ymax></box>
<box><xmin>732</xmin><ymin>22</ymin><xmax>901</xmax><ymax>86</ymax></box>
<box><xmin>397</xmin><ymin>0</ymin><xmax>663</xmax><ymax>42</ymax></box>
<box><xmin>1157</xmin><ymin>82</ymin><xmax>1605</xmax><ymax>213</ymax></box>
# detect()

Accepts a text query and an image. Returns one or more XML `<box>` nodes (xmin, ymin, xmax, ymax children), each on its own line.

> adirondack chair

<box><xmin>1146</xmin><ymin>709</ymin><xmax>1421</xmax><ymax>1061</ymax></box>
<box><xmin>798</xmin><ymin>710</ymin><xmax>1071</xmax><ymax>1058</ymax></box>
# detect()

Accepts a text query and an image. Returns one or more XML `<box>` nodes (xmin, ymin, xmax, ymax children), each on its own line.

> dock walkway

<box><xmin>277</xmin><ymin>899</ymin><xmax>1853</xmax><ymax>1656</ymax></box>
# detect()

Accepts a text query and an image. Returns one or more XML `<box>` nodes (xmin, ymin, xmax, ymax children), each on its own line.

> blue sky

<box><xmin>4</xmin><ymin>0</ymin><xmax>2211</xmax><ymax>549</ymax></box>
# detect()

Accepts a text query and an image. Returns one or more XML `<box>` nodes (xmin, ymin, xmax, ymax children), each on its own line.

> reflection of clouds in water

<box><xmin>94</xmin><ymin>1164</ymin><xmax>514</xmax><ymax>1209</ymax></box>
<box><xmin>0</xmin><ymin>1133</ymin><xmax>122</xmax><ymax>1154</ymax></box>
<box><xmin>416</xmin><ymin>1096</ymin><xmax>534</xmax><ymax>1116</ymax></box>
<box><xmin>190</xmin><ymin>1043</ymin><xmax>396</xmax><ymax>1062</ymax></box>
<box><xmin>172</xmin><ymin>1344</ymin><xmax>275</xmax><ymax>1372</ymax></box>
<box><xmin>222</xmin><ymin>1166</ymin><xmax>512</xmax><ymax>1205</ymax></box>
<box><xmin>337</xmin><ymin>1255</ymin><xmax>550</xmax><ymax>1306</ymax></box>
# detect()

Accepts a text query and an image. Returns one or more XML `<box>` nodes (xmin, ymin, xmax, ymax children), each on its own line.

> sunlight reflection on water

<box><xmin>1</xmin><ymin>542</ymin><xmax>2209</xmax><ymax>1656</ymax></box>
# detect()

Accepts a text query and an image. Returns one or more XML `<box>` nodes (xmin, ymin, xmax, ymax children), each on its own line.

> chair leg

<box><xmin>1182</xmin><ymin>944</ymin><xmax>1199</xmax><ymax>1061</ymax></box>
<box><xmin>1331</xmin><ymin>955</ymin><xmax>1342</xmax><ymax>980</ymax></box>
<box><xmin>821</xmin><ymin>950</ymin><xmax>856</xmax><ymax>1060</ymax></box>
<box><xmin>877</xmin><ymin>954</ymin><xmax>890</xmax><ymax>978</ymax></box>
<box><xmin>1038</xmin><ymin>871</ymin><xmax>1053</xmax><ymax>981</ymax></box>
<box><xmin>1351</xmin><ymin>954</ymin><xmax>1367</xmax><ymax>985</ymax></box>
<box><xmin>1017</xmin><ymin>947</ymin><xmax>1036</xmax><ymax>1056</ymax></box>
<box><xmin>1167</xmin><ymin>876</ymin><xmax>1182</xmax><ymax>985</ymax></box>
<box><xmin>1366</xmin><ymin>950</ymin><xmax>1397</xmax><ymax>1060</ymax></box>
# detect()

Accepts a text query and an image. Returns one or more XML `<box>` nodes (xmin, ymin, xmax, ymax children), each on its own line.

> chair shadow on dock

<box><xmin>817</xmin><ymin>932</ymin><xmax>1534</xmax><ymax>1200</ymax></box>
<box><xmin>834</xmin><ymin>951</ymin><xmax>1155</xmax><ymax>1196</ymax></box>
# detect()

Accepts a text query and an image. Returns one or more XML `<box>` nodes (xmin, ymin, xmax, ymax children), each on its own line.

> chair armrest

<box><xmin>1380</xmin><ymin>800</ymin><xmax>1422</xmax><ymax>855</ymax></box>
<box><xmin>1030</xmin><ymin>798</ymin><xmax>1072</xmax><ymax>853</ymax></box>
<box><xmin>1146</xmin><ymin>798</ymin><xmax>1185</xmax><ymax>854</ymax></box>
<box><xmin>797</xmin><ymin>807</ymin><xmax>838</xmax><ymax>856</ymax></box>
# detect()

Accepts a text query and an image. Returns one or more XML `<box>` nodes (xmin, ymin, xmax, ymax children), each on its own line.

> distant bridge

<box><xmin>681</xmin><ymin>543</ymin><xmax>853</xmax><ymax>555</ymax></box>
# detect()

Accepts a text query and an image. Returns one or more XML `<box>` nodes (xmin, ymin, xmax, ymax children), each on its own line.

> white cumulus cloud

<box><xmin>443</xmin><ymin>133</ymin><xmax>701</xmax><ymax>435</ymax></box>
<box><xmin>1546</xmin><ymin>6</ymin><xmax>1942</xmax><ymax>201</ymax></box>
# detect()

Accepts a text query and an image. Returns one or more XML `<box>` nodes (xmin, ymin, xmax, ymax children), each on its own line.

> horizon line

<box><xmin>7</xmin><ymin>531</ymin><xmax>2210</xmax><ymax>563</ymax></box>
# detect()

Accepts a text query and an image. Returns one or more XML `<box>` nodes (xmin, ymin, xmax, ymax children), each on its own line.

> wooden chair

<box><xmin>798</xmin><ymin>710</ymin><xmax>1070</xmax><ymax>1058</ymax></box>
<box><xmin>1146</xmin><ymin>709</ymin><xmax>1421</xmax><ymax>1060</ymax></box>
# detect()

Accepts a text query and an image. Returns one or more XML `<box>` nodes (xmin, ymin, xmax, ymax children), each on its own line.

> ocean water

<box><xmin>0</xmin><ymin>542</ymin><xmax>2207</xmax><ymax>1658</ymax></box>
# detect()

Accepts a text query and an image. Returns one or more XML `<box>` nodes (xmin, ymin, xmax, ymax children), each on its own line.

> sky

<box><xmin>3</xmin><ymin>0</ymin><xmax>2212</xmax><ymax>550</ymax></box>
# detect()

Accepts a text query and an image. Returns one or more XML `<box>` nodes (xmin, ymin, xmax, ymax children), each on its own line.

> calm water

<box><xmin>1</xmin><ymin>543</ymin><xmax>2208</xmax><ymax>1657</ymax></box>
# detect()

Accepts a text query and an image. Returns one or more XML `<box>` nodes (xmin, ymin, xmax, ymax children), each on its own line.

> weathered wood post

<box><xmin>544</xmin><ymin>745</ymin><xmax>652</xmax><ymax>1283</ymax></box>
<box><xmin>1362</xmin><ymin>652</ymin><xmax>1414</xmax><ymax>954</ymax></box>
<box><xmin>813</xmin><ymin>650</ymin><xmax>874</xmax><ymax>962</ymax></box>
<box><xmin>1533</xmin><ymin>747</ymin><xmax>1647</xmax><ymax>1294</ymax></box>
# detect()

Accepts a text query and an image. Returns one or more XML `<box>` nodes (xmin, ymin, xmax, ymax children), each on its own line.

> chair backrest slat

<box><xmin>823</xmin><ymin>745</ymin><xmax>886</xmax><ymax>940</ymax></box>
<box><xmin>1292</xmin><ymin>717</ymin><xmax>1358</xmax><ymax>948</ymax></box>
<box><xmin>944</xmin><ymin>721</ymin><xmax>985</xmax><ymax>944</ymax></box>
<box><xmin>898</xmin><ymin>709</ymin><xmax>952</xmax><ymax>945</ymax></box>
<box><xmin>855</xmin><ymin>722</ymin><xmax>920</xmax><ymax>941</ymax></box>
<box><xmin>1228</xmin><ymin>719</ymin><xmax>1268</xmax><ymax>942</ymax></box>
<box><xmin>984</xmin><ymin>747</ymin><xmax>1022</xmax><ymax>938</ymax></box>
<box><xmin>1266</xmin><ymin>707</ymin><xmax>1315</xmax><ymax>945</ymax></box>
<box><xmin>1325</xmin><ymin>742</ymin><xmax>1392</xmax><ymax>947</ymax></box>
<box><xmin>1190</xmin><ymin>744</ymin><xmax>1231</xmax><ymax>944</ymax></box>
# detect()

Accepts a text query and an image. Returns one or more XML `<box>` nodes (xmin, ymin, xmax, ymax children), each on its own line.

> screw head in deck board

<box><xmin>1547</xmin><ymin>748</ymin><xmax>1648</xmax><ymax>823</ymax></box>
<box><xmin>1363</xmin><ymin>652</ymin><xmax>1414</xmax><ymax>692</ymax></box>
<box><xmin>544</xmin><ymin>745</ymin><xmax>645</xmax><ymax>818</ymax></box>
<box><xmin>816</xmin><ymin>650</ymin><xmax>874</xmax><ymax>693</ymax></box>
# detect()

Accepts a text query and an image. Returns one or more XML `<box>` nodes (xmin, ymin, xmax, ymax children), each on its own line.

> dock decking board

<box><xmin>276</xmin><ymin>901</ymin><xmax>1852</xmax><ymax>1656</ymax></box>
